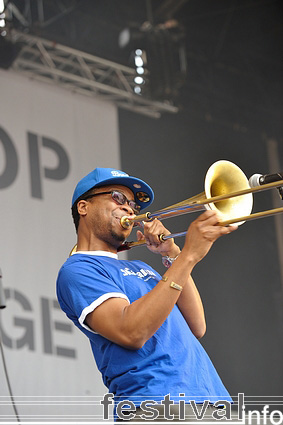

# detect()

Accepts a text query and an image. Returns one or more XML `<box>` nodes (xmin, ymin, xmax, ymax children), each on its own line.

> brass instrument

<box><xmin>70</xmin><ymin>160</ymin><xmax>283</xmax><ymax>254</ymax></box>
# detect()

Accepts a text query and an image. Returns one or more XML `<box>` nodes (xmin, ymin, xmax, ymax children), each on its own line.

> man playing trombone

<box><xmin>56</xmin><ymin>167</ymin><xmax>238</xmax><ymax>422</ymax></box>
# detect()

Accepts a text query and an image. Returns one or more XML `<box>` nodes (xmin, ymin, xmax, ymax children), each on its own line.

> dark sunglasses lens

<box><xmin>112</xmin><ymin>191</ymin><xmax>140</xmax><ymax>213</ymax></box>
<box><xmin>112</xmin><ymin>191</ymin><xmax>126</xmax><ymax>205</ymax></box>
<box><xmin>129</xmin><ymin>201</ymin><xmax>140</xmax><ymax>213</ymax></box>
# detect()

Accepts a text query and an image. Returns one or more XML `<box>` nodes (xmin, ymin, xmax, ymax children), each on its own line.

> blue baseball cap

<box><xmin>72</xmin><ymin>167</ymin><xmax>154</xmax><ymax>210</ymax></box>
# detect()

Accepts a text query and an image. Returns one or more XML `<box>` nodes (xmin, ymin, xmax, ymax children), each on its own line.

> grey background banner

<box><xmin>0</xmin><ymin>69</ymin><xmax>120</xmax><ymax>418</ymax></box>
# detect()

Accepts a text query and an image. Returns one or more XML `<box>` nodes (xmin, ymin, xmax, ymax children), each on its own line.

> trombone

<box><xmin>119</xmin><ymin>160</ymin><xmax>283</xmax><ymax>250</ymax></box>
<box><xmin>69</xmin><ymin>160</ymin><xmax>283</xmax><ymax>254</ymax></box>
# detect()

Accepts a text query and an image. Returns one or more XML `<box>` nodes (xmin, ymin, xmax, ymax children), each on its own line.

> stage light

<box><xmin>136</xmin><ymin>67</ymin><xmax>144</xmax><ymax>75</ymax></box>
<box><xmin>119</xmin><ymin>28</ymin><xmax>130</xmax><ymax>49</ymax></box>
<box><xmin>133</xmin><ymin>49</ymin><xmax>147</xmax><ymax>95</ymax></box>
<box><xmin>134</xmin><ymin>76</ymin><xmax>144</xmax><ymax>85</ymax></box>
<box><xmin>134</xmin><ymin>56</ymin><xmax>143</xmax><ymax>67</ymax></box>
<box><xmin>119</xmin><ymin>20</ymin><xmax>187</xmax><ymax>100</ymax></box>
<box><xmin>0</xmin><ymin>0</ymin><xmax>5</xmax><ymax>28</ymax></box>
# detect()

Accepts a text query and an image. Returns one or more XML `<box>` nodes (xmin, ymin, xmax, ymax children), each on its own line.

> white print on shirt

<box><xmin>120</xmin><ymin>267</ymin><xmax>157</xmax><ymax>281</ymax></box>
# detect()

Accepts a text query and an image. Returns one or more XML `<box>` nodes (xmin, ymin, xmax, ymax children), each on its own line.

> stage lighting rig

<box><xmin>119</xmin><ymin>19</ymin><xmax>187</xmax><ymax>102</ymax></box>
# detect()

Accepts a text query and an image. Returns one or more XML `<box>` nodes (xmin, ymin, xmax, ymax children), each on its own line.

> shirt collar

<box><xmin>73</xmin><ymin>250</ymin><xmax>118</xmax><ymax>259</ymax></box>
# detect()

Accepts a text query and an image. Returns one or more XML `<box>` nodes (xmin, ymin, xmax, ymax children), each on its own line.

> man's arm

<box><xmin>136</xmin><ymin>217</ymin><xmax>206</xmax><ymax>339</ymax></box>
<box><xmin>85</xmin><ymin>211</ymin><xmax>237</xmax><ymax>349</ymax></box>
<box><xmin>176</xmin><ymin>275</ymin><xmax>206</xmax><ymax>338</ymax></box>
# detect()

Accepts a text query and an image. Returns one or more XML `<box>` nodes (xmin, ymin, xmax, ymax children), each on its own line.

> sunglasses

<box><xmin>84</xmin><ymin>190</ymin><xmax>141</xmax><ymax>214</ymax></box>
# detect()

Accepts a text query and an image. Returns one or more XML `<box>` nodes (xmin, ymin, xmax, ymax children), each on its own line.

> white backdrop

<box><xmin>0</xmin><ymin>69</ymin><xmax>122</xmax><ymax>421</ymax></box>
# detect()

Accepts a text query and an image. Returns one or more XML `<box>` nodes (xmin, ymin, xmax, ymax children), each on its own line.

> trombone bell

<box><xmin>204</xmin><ymin>160</ymin><xmax>253</xmax><ymax>225</ymax></box>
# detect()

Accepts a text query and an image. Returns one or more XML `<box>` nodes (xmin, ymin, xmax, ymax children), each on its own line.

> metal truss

<box><xmin>8</xmin><ymin>29</ymin><xmax>179</xmax><ymax>118</ymax></box>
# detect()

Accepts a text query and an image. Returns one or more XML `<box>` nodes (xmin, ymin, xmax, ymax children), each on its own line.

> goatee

<box><xmin>110</xmin><ymin>230</ymin><xmax>126</xmax><ymax>244</ymax></box>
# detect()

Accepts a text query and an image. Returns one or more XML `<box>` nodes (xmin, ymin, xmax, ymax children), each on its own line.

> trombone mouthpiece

<box><xmin>120</xmin><ymin>216</ymin><xmax>132</xmax><ymax>229</ymax></box>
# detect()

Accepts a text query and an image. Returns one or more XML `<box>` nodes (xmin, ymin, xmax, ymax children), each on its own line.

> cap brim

<box><xmin>95</xmin><ymin>175</ymin><xmax>154</xmax><ymax>209</ymax></box>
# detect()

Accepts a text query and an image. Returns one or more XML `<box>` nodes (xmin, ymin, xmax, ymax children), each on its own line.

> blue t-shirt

<box><xmin>56</xmin><ymin>251</ymin><xmax>232</xmax><ymax>405</ymax></box>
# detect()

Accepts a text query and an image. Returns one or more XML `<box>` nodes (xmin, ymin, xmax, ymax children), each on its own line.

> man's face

<box><xmin>82</xmin><ymin>184</ymin><xmax>137</xmax><ymax>248</ymax></box>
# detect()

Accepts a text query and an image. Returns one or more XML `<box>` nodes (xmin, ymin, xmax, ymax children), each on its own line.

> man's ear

<box><xmin>77</xmin><ymin>200</ymin><xmax>88</xmax><ymax>216</ymax></box>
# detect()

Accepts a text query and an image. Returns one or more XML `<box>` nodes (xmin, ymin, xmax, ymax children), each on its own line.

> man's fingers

<box><xmin>222</xmin><ymin>224</ymin><xmax>238</xmax><ymax>234</ymax></box>
<box><xmin>196</xmin><ymin>211</ymin><xmax>240</xmax><ymax>231</ymax></box>
<box><xmin>136</xmin><ymin>230</ymin><xmax>145</xmax><ymax>241</ymax></box>
<box><xmin>195</xmin><ymin>210</ymin><xmax>221</xmax><ymax>224</ymax></box>
<box><xmin>143</xmin><ymin>219</ymin><xmax>169</xmax><ymax>247</ymax></box>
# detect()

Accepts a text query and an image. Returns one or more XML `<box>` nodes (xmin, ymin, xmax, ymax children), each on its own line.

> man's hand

<box><xmin>136</xmin><ymin>219</ymin><xmax>180</xmax><ymax>258</ymax></box>
<box><xmin>136</xmin><ymin>210</ymin><xmax>237</xmax><ymax>265</ymax></box>
<box><xmin>183</xmin><ymin>210</ymin><xmax>238</xmax><ymax>265</ymax></box>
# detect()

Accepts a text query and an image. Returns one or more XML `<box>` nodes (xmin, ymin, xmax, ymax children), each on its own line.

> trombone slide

<box><xmin>121</xmin><ymin>179</ymin><xmax>283</xmax><ymax>229</ymax></box>
<box><xmin>119</xmin><ymin>206</ymin><xmax>283</xmax><ymax>251</ymax></box>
